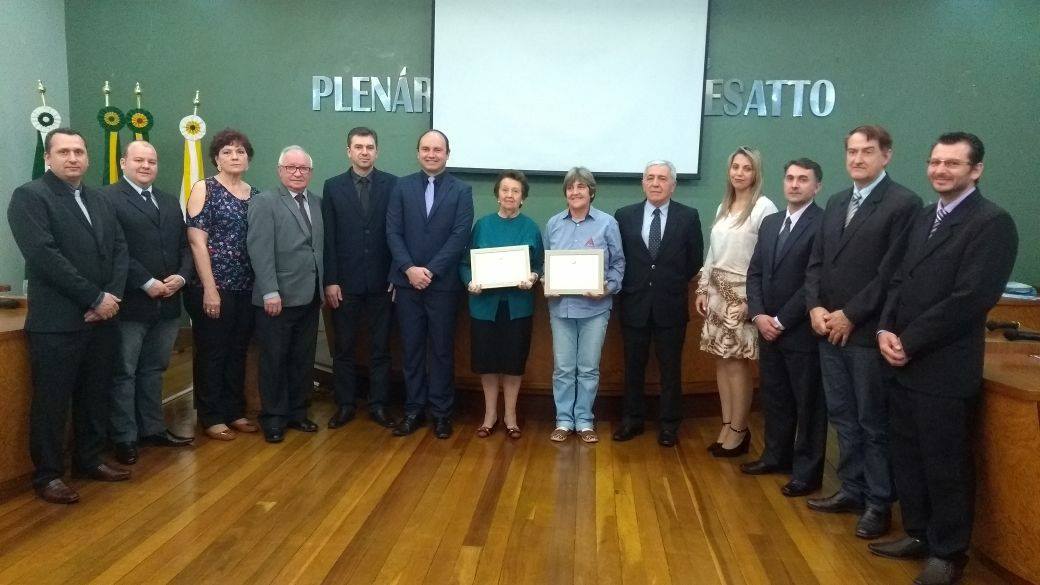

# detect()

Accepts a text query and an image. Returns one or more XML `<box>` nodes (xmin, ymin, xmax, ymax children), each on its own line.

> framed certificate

<box><xmin>470</xmin><ymin>245</ymin><xmax>532</xmax><ymax>289</ymax></box>
<box><xmin>543</xmin><ymin>249</ymin><xmax>605</xmax><ymax>295</ymax></box>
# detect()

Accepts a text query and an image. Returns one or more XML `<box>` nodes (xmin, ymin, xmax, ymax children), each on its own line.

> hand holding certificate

<box><xmin>543</xmin><ymin>249</ymin><xmax>605</xmax><ymax>296</ymax></box>
<box><xmin>469</xmin><ymin>245</ymin><xmax>532</xmax><ymax>291</ymax></box>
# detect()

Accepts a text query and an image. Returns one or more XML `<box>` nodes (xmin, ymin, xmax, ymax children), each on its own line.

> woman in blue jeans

<box><xmin>543</xmin><ymin>167</ymin><xmax>625</xmax><ymax>443</ymax></box>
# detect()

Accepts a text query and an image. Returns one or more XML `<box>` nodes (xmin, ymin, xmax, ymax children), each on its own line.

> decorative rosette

<box><xmin>125</xmin><ymin>108</ymin><xmax>154</xmax><ymax>134</ymax></box>
<box><xmin>98</xmin><ymin>105</ymin><xmax>125</xmax><ymax>131</ymax></box>
<box><xmin>31</xmin><ymin>106</ymin><xmax>61</xmax><ymax>134</ymax></box>
<box><xmin>179</xmin><ymin>114</ymin><xmax>206</xmax><ymax>141</ymax></box>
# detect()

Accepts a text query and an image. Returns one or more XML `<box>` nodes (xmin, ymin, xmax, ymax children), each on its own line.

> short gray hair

<box><xmin>563</xmin><ymin>166</ymin><xmax>597</xmax><ymax>198</ymax></box>
<box><xmin>277</xmin><ymin>145</ymin><xmax>313</xmax><ymax>167</ymax></box>
<box><xmin>643</xmin><ymin>160</ymin><xmax>676</xmax><ymax>183</ymax></box>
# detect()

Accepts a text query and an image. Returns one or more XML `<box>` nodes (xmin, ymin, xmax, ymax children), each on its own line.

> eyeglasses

<box><xmin>926</xmin><ymin>159</ymin><xmax>974</xmax><ymax>169</ymax></box>
<box><xmin>281</xmin><ymin>165</ymin><xmax>312</xmax><ymax>174</ymax></box>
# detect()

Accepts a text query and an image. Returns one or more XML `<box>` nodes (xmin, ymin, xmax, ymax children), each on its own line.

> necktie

<box><xmin>357</xmin><ymin>176</ymin><xmax>370</xmax><ymax>215</ymax></box>
<box><xmin>776</xmin><ymin>215</ymin><xmax>792</xmax><ymax>253</ymax></box>
<box><xmin>929</xmin><ymin>204</ymin><xmax>948</xmax><ymax>238</ymax></box>
<box><xmin>142</xmin><ymin>189</ymin><xmax>159</xmax><ymax>221</ymax></box>
<box><xmin>648</xmin><ymin>208</ymin><xmax>662</xmax><ymax>258</ymax></box>
<box><xmin>73</xmin><ymin>189</ymin><xmax>92</xmax><ymax>225</ymax></box>
<box><xmin>424</xmin><ymin>176</ymin><xmax>435</xmax><ymax>217</ymax></box>
<box><xmin>845</xmin><ymin>191</ymin><xmax>864</xmax><ymax>227</ymax></box>
<box><xmin>294</xmin><ymin>193</ymin><xmax>312</xmax><ymax>232</ymax></box>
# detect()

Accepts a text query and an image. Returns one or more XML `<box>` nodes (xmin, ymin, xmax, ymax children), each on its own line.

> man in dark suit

<box><xmin>611</xmin><ymin>160</ymin><xmax>702</xmax><ymax>447</ymax></box>
<box><xmin>741</xmin><ymin>158</ymin><xmax>826</xmax><ymax>497</ymax></box>
<box><xmin>8</xmin><ymin>128</ymin><xmax>131</xmax><ymax>504</ymax></box>
<box><xmin>386</xmin><ymin>129</ymin><xmax>474</xmax><ymax>438</ymax></box>
<box><xmin>102</xmin><ymin>140</ymin><xmax>195</xmax><ymax>466</ymax></box>
<box><xmin>804</xmin><ymin>125</ymin><xmax>921</xmax><ymax>539</ymax></box>
<box><xmin>868</xmin><ymin>133</ymin><xmax>1017</xmax><ymax>585</ymax></box>
<box><xmin>322</xmin><ymin>127</ymin><xmax>398</xmax><ymax>429</ymax></box>
<box><xmin>247</xmin><ymin>146</ymin><xmax>324</xmax><ymax>443</ymax></box>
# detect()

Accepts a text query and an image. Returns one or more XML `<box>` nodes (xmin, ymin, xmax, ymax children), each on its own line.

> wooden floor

<box><xmin>0</xmin><ymin>395</ymin><xmax>1009</xmax><ymax>585</ymax></box>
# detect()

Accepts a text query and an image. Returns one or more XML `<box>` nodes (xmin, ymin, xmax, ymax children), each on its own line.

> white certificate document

<box><xmin>544</xmin><ymin>249</ymin><xmax>604</xmax><ymax>295</ymax></box>
<box><xmin>470</xmin><ymin>245</ymin><xmax>531</xmax><ymax>289</ymax></box>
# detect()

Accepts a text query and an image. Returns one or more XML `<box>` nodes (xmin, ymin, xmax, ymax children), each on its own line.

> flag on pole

<box><xmin>30</xmin><ymin>105</ymin><xmax>61</xmax><ymax>179</ymax></box>
<box><xmin>178</xmin><ymin>113</ymin><xmax>207</xmax><ymax>215</ymax></box>
<box><xmin>126</xmin><ymin>108</ymin><xmax>154</xmax><ymax>141</ymax></box>
<box><xmin>98</xmin><ymin>105</ymin><xmax>124</xmax><ymax>185</ymax></box>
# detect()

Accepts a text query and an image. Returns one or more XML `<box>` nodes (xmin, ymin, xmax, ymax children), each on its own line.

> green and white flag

<box><xmin>30</xmin><ymin>105</ymin><xmax>61</xmax><ymax>179</ymax></box>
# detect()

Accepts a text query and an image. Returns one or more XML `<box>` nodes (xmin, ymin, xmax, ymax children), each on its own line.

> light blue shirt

<box><xmin>641</xmin><ymin>199</ymin><xmax>670</xmax><ymax>248</ymax></box>
<box><xmin>543</xmin><ymin>206</ymin><xmax>625</xmax><ymax>318</ymax></box>
<box><xmin>853</xmin><ymin>170</ymin><xmax>887</xmax><ymax>202</ymax></box>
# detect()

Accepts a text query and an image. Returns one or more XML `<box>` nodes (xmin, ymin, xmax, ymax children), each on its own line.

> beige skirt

<box><xmin>699</xmin><ymin>268</ymin><xmax>758</xmax><ymax>360</ymax></box>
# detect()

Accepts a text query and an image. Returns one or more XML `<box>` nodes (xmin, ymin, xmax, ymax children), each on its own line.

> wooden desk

<box><xmin>0</xmin><ymin>301</ymin><xmax>32</xmax><ymax>492</ymax></box>
<box><xmin>974</xmin><ymin>336</ymin><xmax>1040</xmax><ymax>584</ymax></box>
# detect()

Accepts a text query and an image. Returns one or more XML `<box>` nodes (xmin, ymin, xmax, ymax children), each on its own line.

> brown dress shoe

<box><xmin>35</xmin><ymin>479</ymin><xmax>80</xmax><ymax>504</ymax></box>
<box><xmin>74</xmin><ymin>463</ymin><xmax>131</xmax><ymax>482</ymax></box>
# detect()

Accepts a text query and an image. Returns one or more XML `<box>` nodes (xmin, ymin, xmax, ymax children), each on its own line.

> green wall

<box><xmin>0</xmin><ymin>0</ymin><xmax>69</xmax><ymax>289</ymax></box>
<box><xmin>62</xmin><ymin>0</ymin><xmax>1040</xmax><ymax>284</ymax></box>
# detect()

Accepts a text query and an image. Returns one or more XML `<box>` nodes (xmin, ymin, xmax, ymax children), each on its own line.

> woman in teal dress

<box><xmin>459</xmin><ymin>170</ymin><xmax>544</xmax><ymax>439</ymax></box>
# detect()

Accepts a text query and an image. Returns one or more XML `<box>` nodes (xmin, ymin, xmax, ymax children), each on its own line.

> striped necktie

<box><xmin>928</xmin><ymin>204</ymin><xmax>948</xmax><ymax>238</ymax></box>
<box><xmin>844</xmin><ymin>191</ymin><xmax>864</xmax><ymax>227</ymax></box>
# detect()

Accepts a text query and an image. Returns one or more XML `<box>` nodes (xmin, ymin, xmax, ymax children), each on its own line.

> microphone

<box><xmin>987</xmin><ymin>320</ymin><xmax>1020</xmax><ymax>331</ymax></box>
<box><xmin>1004</xmin><ymin>329</ymin><xmax>1040</xmax><ymax>342</ymax></box>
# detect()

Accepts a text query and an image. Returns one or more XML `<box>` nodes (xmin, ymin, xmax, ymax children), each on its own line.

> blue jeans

<box><xmin>110</xmin><ymin>318</ymin><xmax>180</xmax><ymax>442</ymax></box>
<box><xmin>818</xmin><ymin>341</ymin><xmax>894</xmax><ymax>508</ymax></box>
<box><xmin>550</xmin><ymin>312</ymin><xmax>610</xmax><ymax>430</ymax></box>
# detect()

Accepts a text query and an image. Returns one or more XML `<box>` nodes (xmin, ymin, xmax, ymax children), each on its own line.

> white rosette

<box><xmin>179</xmin><ymin>114</ymin><xmax>207</xmax><ymax>142</ymax></box>
<box><xmin>31</xmin><ymin>105</ymin><xmax>61</xmax><ymax>137</ymax></box>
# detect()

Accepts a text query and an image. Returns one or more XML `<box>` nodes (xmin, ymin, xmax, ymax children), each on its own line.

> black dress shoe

<box><xmin>265</xmin><ymin>428</ymin><xmax>284</xmax><ymax>443</ymax></box>
<box><xmin>740</xmin><ymin>460</ymin><xmax>791</xmax><ymax>476</ymax></box>
<box><xmin>869</xmin><ymin>536</ymin><xmax>929</xmax><ymax>559</ymax></box>
<box><xmin>433</xmin><ymin>417</ymin><xmax>453</xmax><ymax>439</ymax></box>
<box><xmin>287</xmin><ymin>419</ymin><xmax>319</xmax><ymax>433</ymax></box>
<box><xmin>807</xmin><ymin>491</ymin><xmax>865</xmax><ymax>514</ymax></box>
<box><xmin>140</xmin><ymin>430</ymin><xmax>194</xmax><ymax>447</ymax></box>
<box><xmin>369</xmin><ymin>408</ymin><xmax>396</xmax><ymax>428</ymax></box>
<box><xmin>914</xmin><ymin>556</ymin><xmax>967</xmax><ymax>585</ymax></box>
<box><xmin>114</xmin><ymin>442</ymin><xmax>138</xmax><ymax>465</ymax></box>
<box><xmin>612</xmin><ymin>424</ymin><xmax>644</xmax><ymax>442</ymax></box>
<box><xmin>74</xmin><ymin>463</ymin><xmax>130</xmax><ymax>482</ymax></box>
<box><xmin>393</xmin><ymin>414</ymin><xmax>425</xmax><ymax>436</ymax></box>
<box><xmin>855</xmin><ymin>506</ymin><xmax>891</xmax><ymax>539</ymax></box>
<box><xmin>781</xmin><ymin>479</ymin><xmax>821</xmax><ymax>497</ymax></box>
<box><xmin>328</xmin><ymin>406</ymin><xmax>356</xmax><ymax>429</ymax></box>
<box><xmin>35</xmin><ymin>479</ymin><xmax>79</xmax><ymax>504</ymax></box>
<box><xmin>657</xmin><ymin>429</ymin><xmax>678</xmax><ymax>447</ymax></box>
<box><xmin>712</xmin><ymin>427</ymin><xmax>751</xmax><ymax>458</ymax></box>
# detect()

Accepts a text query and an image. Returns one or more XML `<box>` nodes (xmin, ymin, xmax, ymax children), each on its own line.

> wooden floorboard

<box><xmin>0</xmin><ymin>393</ymin><xmax>1011</xmax><ymax>585</ymax></box>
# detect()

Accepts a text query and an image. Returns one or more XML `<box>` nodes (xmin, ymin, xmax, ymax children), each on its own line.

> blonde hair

<box><xmin>715</xmin><ymin>146</ymin><xmax>764</xmax><ymax>227</ymax></box>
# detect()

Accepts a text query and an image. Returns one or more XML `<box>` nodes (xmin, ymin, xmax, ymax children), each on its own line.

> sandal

<box><xmin>550</xmin><ymin>427</ymin><xmax>573</xmax><ymax>442</ymax></box>
<box><xmin>230</xmin><ymin>418</ymin><xmax>259</xmax><ymax>433</ymax></box>
<box><xmin>205</xmin><ymin>425</ymin><xmax>236</xmax><ymax>441</ymax></box>
<box><xmin>475</xmin><ymin>421</ymin><xmax>498</xmax><ymax>438</ymax></box>
<box><xmin>578</xmin><ymin>428</ymin><xmax>599</xmax><ymax>444</ymax></box>
<box><xmin>506</xmin><ymin>426</ymin><xmax>522</xmax><ymax>440</ymax></box>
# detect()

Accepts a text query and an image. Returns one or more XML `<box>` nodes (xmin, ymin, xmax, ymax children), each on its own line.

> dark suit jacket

<box><xmin>386</xmin><ymin>171</ymin><xmax>474</xmax><ymax>292</ymax></box>
<box><xmin>101</xmin><ymin>178</ymin><xmax>193</xmax><ymax>322</ymax></box>
<box><xmin>804</xmin><ymin>174</ymin><xmax>921</xmax><ymax>347</ymax></box>
<box><xmin>247</xmin><ymin>185</ymin><xmax>324</xmax><ymax>307</ymax></box>
<box><xmin>8</xmin><ymin>171</ymin><xmax>128</xmax><ymax>333</ymax></box>
<box><xmin>747</xmin><ymin>202</ymin><xmax>823</xmax><ymax>352</ymax></box>
<box><xmin>615</xmin><ymin>199</ymin><xmax>703</xmax><ymax>327</ymax></box>
<box><xmin>879</xmin><ymin>190</ymin><xmax>1017</xmax><ymax>398</ymax></box>
<box><xmin>322</xmin><ymin>168</ymin><xmax>397</xmax><ymax>295</ymax></box>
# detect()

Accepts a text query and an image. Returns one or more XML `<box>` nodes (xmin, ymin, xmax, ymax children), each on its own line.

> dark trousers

<box><xmin>27</xmin><ymin>323</ymin><xmax>116</xmax><ymax>488</ymax></box>
<box><xmin>331</xmin><ymin>291</ymin><xmax>392</xmax><ymax>412</ymax></box>
<box><xmin>620</xmin><ymin>319</ymin><xmax>687</xmax><ymax>432</ymax></box>
<box><xmin>819</xmin><ymin>341</ymin><xmax>894</xmax><ymax>508</ymax></box>
<box><xmin>185</xmin><ymin>287</ymin><xmax>254</xmax><ymax>428</ymax></box>
<box><xmin>395</xmin><ymin>287</ymin><xmax>459</xmax><ymax>418</ymax></box>
<box><xmin>888</xmin><ymin>379</ymin><xmax>978</xmax><ymax>559</ymax></box>
<box><xmin>758</xmin><ymin>342</ymin><xmax>827</xmax><ymax>484</ymax></box>
<box><xmin>255</xmin><ymin>297</ymin><xmax>320</xmax><ymax>431</ymax></box>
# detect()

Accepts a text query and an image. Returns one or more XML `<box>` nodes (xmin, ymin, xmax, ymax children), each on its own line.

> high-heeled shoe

<box><xmin>707</xmin><ymin>421</ymin><xmax>730</xmax><ymax>453</ymax></box>
<box><xmin>713</xmin><ymin>425</ymin><xmax>750</xmax><ymax>458</ymax></box>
